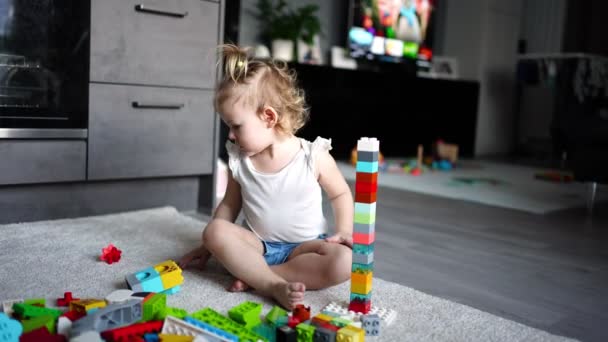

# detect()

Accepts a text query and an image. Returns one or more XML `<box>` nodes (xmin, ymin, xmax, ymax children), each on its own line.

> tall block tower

<box><xmin>349</xmin><ymin>137</ymin><xmax>379</xmax><ymax>314</ymax></box>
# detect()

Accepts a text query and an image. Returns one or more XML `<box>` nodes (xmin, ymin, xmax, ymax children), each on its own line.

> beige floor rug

<box><xmin>0</xmin><ymin>206</ymin><xmax>579</xmax><ymax>341</ymax></box>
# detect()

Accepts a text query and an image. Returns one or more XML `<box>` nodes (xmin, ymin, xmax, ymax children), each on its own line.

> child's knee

<box><xmin>326</xmin><ymin>244</ymin><xmax>352</xmax><ymax>283</ymax></box>
<box><xmin>202</xmin><ymin>219</ymin><xmax>227</xmax><ymax>248</ymax></box>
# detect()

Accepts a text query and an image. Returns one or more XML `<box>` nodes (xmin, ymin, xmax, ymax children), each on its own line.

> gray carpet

<box><xmin>0</xmin><ymin>206</ymin><xmax>579</xmax><ymax>341</ymax></box>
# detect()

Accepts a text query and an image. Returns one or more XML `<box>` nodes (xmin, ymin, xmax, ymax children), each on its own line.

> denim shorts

<box><xmin>262</xmin><ymin>234</ymin><xmax>328</xmax><ymax>265</ymax></box>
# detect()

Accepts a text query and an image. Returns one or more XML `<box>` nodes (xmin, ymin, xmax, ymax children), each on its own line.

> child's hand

<box><xmin>325</xmin><ymin>233</ymin><xmax>353</xmax><ymax>249</ymax></box>
<box><xmin>178</xmin><ymin>245</ymin><xmax>211</xmax><ymax>270</ymax></box>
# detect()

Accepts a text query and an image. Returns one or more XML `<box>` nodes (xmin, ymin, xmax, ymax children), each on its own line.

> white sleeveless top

<box><xmin>226</xmin><ymin>136</ymin><xmax>331</xmax><ymax>242</ymax></box>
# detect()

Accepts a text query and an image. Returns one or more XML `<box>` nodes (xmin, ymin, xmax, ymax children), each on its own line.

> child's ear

<box><xmin>261</xmin><ymin>106</ymin><xmax>278</xmax><ymax>128</ymax></box>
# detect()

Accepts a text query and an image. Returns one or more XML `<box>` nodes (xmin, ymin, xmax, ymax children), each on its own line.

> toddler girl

<box><xmin>179</xmin><ymin>44</ymin><xmax>354</xmax><ymax>310</ymax></box>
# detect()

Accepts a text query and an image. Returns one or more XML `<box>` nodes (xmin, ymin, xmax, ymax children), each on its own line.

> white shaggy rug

<box><xmin>0</xmin><ymin>206</ymin><xmax>579</xmax><ymax>341</ymax></box>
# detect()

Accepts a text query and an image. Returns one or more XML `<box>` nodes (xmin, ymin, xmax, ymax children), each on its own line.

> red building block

<box><xmin>355</xmin><ymin>172</ymin><xmax>377</xmax><ymax>184</ymax></box>
<box><xmin>57</xmin><ymin>292</ymin><xmax>80</xmax><ymax>307</ymax></box>
<box><xmin>355</xmin><ymin>181</ymin><xmax>378</xmax><ymax>194</ymax></box>
<box><xmin>355</xmin><ymin>192</ymin><xmax>377</xmax><ymax>203</ymax></box>
<box><xmin>348</xmin><ymin>299</ymin><xmax>371</xmax><ymax>314</ymax></box>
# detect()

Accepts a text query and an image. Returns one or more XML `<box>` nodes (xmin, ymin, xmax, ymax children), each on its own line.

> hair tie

<box><xmin>237</xmin><ymin>60</ymin><xmax>244</xmax><ymax>68</ymax></box>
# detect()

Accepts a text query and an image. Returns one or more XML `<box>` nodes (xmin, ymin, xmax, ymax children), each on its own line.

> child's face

<box><xmin>220</xmin><ymin>100</ymin><xmax>273</xmax><ymax>155</ymax></box>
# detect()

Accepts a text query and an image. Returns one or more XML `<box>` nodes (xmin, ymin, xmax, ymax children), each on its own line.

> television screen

<box><xmin>348</xmin><ymin>0</ymin><xmax>437</xmax><ymax>69</ymax></box>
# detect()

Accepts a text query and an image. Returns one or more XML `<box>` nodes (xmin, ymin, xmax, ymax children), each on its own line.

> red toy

<box><xmin>100</xmin><ymin>243</ymin><xmax>122</xmax><ymax>264</ymax></box>
<box><xmin>57</xmin><ymin>292</ymin><xmax>80</xmax><ymax>307</ymax></box>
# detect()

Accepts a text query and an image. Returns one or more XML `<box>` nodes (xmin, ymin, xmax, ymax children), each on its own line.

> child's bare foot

<box><xmin>271</xmin><ymin>282</ymin><xmax>305</xmax><ymax>310</ymax></box>
<box><xmin>228</xmin><ymin>279</ymin><xmax>251</xmax><ymax>292</ymax></box>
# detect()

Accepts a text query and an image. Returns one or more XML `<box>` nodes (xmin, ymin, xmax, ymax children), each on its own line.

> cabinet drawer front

<box><xmin>88</xmin><ymin>84</ymin><xmax>215</xmax><ymax>180</ymax></box>
<box><xmin>91</xmin><ymin>0</ymin><xmax>219</xmax><ymax>88</ymax></box>
<box><xmin>0</xmin><ymin>141</ymin><xmax>86</xmax><ymax>185</ymax></box>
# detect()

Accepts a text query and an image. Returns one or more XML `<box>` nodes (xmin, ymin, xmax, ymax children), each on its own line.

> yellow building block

<box><xmin>313</xmin><ymin>313</ymin><xmax>334</xmax><ymax>323</ymax></box>
<box><xmin>337</xmin><ymin>325</ymin><xmax>365</xmax><ymax>342</ymax></box>
<box><xmin>69</xmin><ymin>299</ymin><xmax>106</xmax><ymax>314</ymax></box>
<box><xmin>350</xmin><ymin>271</ymin><xmax>373</xmax><ymax>294</ymax></box>
<box><xmin>158</xmin><ymin>334</ymin><xmax>194</xmax><ymax>342</ymax></box>
<box><xmin>155</xmin><ymin>260</ymin><xmax>184</xmax><ymax>289</ymax></box>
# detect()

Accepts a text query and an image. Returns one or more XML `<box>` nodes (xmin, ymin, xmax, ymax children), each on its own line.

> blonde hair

<box><xmin>214</xmin><ymin>44</ymin><xmax>309</xmax><ymax>135</ymax></box>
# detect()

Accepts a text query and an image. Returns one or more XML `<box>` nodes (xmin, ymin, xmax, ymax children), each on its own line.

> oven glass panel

<box><xmin>0</xmin><ymin>0</ymin><xmax>89</xmax><ymax>129</ymax></box>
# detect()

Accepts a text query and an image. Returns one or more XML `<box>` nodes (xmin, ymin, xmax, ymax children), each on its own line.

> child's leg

<box><xmin>202</xmin><ymin>218</ymin><xmax>305</xmax><ymax>309</ymax></box>
<box><xmin>271</xmin><ymin>240</ymin><xmax>352</xmax><ymax>290</ymax></box>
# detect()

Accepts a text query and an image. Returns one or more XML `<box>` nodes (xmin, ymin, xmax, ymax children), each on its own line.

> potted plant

<box><xmin>254</xmin><ymin>0</ymin><xmax>322</xmax><ymax>62</ymax></box>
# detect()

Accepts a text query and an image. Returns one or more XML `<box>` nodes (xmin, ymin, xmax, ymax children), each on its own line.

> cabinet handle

<box><xmin>134</xmin><ymin>4</ymin><xmax>188</xmax><ymax>18</ymax></box>
<box><xmin>132</xmin><ymin>101</ymin><xmax>184</xmax><ymax>110</ymax></box>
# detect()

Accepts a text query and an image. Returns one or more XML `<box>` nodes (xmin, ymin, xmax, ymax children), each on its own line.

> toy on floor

<box><xmin>351</xmin><ymin>137</ymin><xmax>378</xmax><ymax>315</ymax></box>
<box><xmin>125</xmin><ymin>260</ymin><xmax>184</xmax><ymax>294</ymax></box>
<box><xmin>100</xmin><ymin>243</ymin><xmax>122</xmax><ymax>264</ymax></box>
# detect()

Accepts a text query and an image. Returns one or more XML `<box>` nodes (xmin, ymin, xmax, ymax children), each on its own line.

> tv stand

<box><xmin>354</xmin><ymin>58</ymin><xmax>418</xmax><ymax>75</ymax></box>
<box><xmin>291</xmin><ymin>63</ymin><xmax>480</xmax><ymax>160</ymax></box>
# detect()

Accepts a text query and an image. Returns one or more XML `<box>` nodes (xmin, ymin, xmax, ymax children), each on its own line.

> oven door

<box><xmin>0</xmin><ymin>0</ymin><xmax>89</xmax><ymax>139</ymax></box>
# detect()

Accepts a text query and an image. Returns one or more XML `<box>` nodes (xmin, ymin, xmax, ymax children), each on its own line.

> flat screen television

<box><xmin>347</xmin><ymin>0</ymin><xmax>437</xmax><ymax>71</ymax></box>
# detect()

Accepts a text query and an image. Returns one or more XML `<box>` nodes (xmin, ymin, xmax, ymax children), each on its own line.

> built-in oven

<box><xmin>0</xmin><ymin>0</ymin><xmax>89</xmax><ymax>139</ymax></box>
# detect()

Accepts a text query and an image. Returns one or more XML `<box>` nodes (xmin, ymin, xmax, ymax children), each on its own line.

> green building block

<box><xmin>352</xmin><ymin>262</ymin><xmax>374</xmax><ymax>273</ymax></box>
<box><xmin>295</xmin><ymin>323</ymin><xmax>315</xmax><ymax>342</ymax></box>
<box><xmin>12</xmin><ymin>303</ymin><xmax>62</xmax><ymax>320</ymax></box>
<box><xmin>228</xmin><ymin>301</ymin><xmax>262</xmax><ymax>328</ymax></box>
<box><xmin>265</xmin><ymin>305</ymin><xmax>288</xmax><ymax>326</ymax></box>
<box><xmin>329</xmin><ymin>317</ymin><xmax>352</xmax><ymax>328</ymax></box>
<box><xmin>190</xmin><ymin>308</ymin><xmax>268</xmax><ymax>342</ymax></box>
<box><xmin>22</xmin><ymin>314</ymin><xmax>55</xmax><ymax>334</ymax></box>
<box><xmin>161</xmin><ymin>306</ymin><xmax>189</xmax><ymax>320</ymax></box>
<box><xmin>23</xmin><ymin>298</ymin><xmax>45</xmax><ymax>307</ymax></box>
<box><xmin>142</xmin><ymin>293</ymin><xmax>166</xmax><ymax>322</ymax></box>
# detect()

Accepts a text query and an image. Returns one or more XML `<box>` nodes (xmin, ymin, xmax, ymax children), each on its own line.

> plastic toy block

<box><xmin>295</xmin><ymin>323</ymin><xmax>315</xmax><ymax>342</ymax></box>
<box><xmin>155</xmin><ymin>260</ymin><xmax>184</xmax><ymax>290</ymax></box>
<box><xmin>57</xmin><ymin>316</ymin><xmax>72</xmax><ymax>336</ymax></box>
<box><xmin>356</xmin><ymin>150</ymin><xmax>378</xmax><ymax>162</ymax></box>
<box><xmin>188</xmin><ymin>308</ymin><xmax>267</xmax><ymax>342</ymax></box>
<box><xmin>352</xmin><ymin>231</ymin><xmax>375</xmax><ymax>245</ymax></box>
<box><xmin>312</xmin><ymin>325</ymin><xmax>336</xmax><ymax>342</ymax></box>
<box><xmin>106</xmin><ymin>289</ymin><xmax>135</xmax><ymax>304</ymax></box>
<box><xmin>0</xmin><ymin>312</ymin><xmax>22</xmax><ymax>341</ymax></box>
<box><xmin>183</xmin><ymin>316</ymin><xmax>238</xmax><ymax>341</ymax></box>
<box><xmin>70</xmin><ymin>299</ymin><xmax>142</xmax><ymax>338</ymax></box>
<box><xmin>252</xmin><ymin>323</ymin><xmax>276</xmax><ymax>342</ymax></box>
<box><xmin>61</xmin><ymin>310</ymin><xmax>85</xmax><ymax>321</ymax></box>
<box><xmin>349</xmin><ymin>292</ymin><xmax>372</xmax><ymax>302</ymax></box>
<box><xmin>2</xmin><ymin>299</ymin><xmax>22</xmax><ymax>318</ymax></box>
<box><xmin>321</xmin><ymin>302</ymin><xmax>396</xmax><ymax>326</ymax></box>
<box><xmin>353</xmin><ymin>211</ymin><xmax>375</xmax><ymax>225</ymax></box>
<box><xmin>292</xmin><ymin>304</ymin><xmax>310</xmax><ymax>322</ymax></box>
<box><xmin>354</xmin><ymin>181</ymin><xmax>378</xmax><ymax>195</ymax></box>
<box><xmin>142</xmin><ymin>293</ymin><xmax>167</xmax><ymax>322</ymax></box>
<box><xmin>355</xmin><ymin>172</ymin><xmax>377</xmax><ymax>184</ymax></box>
<box><xmin>352</xmin><ymin>244</ymin><xmax>374</xmax><ymax>255</ymax></box>
<box><xmin>228</xmin><ymin>301</ymin><xmax>262</xmax><ymax>328</ymax></box>
<box><xmin>337</xmin><ymin>325</ymin><xmax>364</xmax><ymax>342</ymax></box>
<box><xmin>265</xmin><ymin>306</ymin><xmax>288</xmax><ymax>325</ymax></box>
<box><xmin>328</xmin><ymin>317</ymin><xmax>352</xmax><ymax>329</ymax></box>
<box><xmin>69</xmin><ymin>299</ymin><xmax>107</xmax><ymax>314</ymax></box>
<box><xmin>126</xmin><ymin>267</ymin><xmax>165</xmax><ymax>293</ymax></box>
<box><xmin>70</xmin><ymin>331</ymin><xmax>103</xmax><ymax>342</ymax></box>
<box><xmin>161</xmin><ymin>285</ymin><xmax>181</xmax><ymax>295</ymax></box>
<box><xmin>353</xmin><ymin>222</ymin><xmax>375</xmax><ymax>235</ymax></box>
<box><xmin>287</xmin><ymin>315</ymin><xmax>301</xmax><ymax>328</ymax></box>
<box><xmin>354</xmin><ymin>192</ymin><xmax>376</xmax><ymax>203</ymax></box>
<box><xmin>100</xmin><ymin>320</ymin><xmax>163</xmax><ymax>342</ymax></box>
<box><xmin>350</xmin><ymin>272</ymin><xmax>373</xmax><ymax>295</ymax></box>
<box><xmin>361</xmin><ymin>314</ymin><xmax>380</xmax><ymax>336</ymax></box>
<box><xmin>354</xmin><ymin>202</ymin><xmax>376</xmax><ymax>215</ymax></box>
<box><xmin>310</xmin><ymin>314</ymin><xmax>332</xmax><ymax>326</ymax></box>
<box><xmin>144</xmin><ymin>333</ymin><xmax>159</xmax><ymax>342</ymax></box>
<box><xmin>161</xmin><ymin>316</ymin><xmax>213</xmax><ymax>338</ymax></box>
<box><xmin>23</xmin><ymin>298</ymin><xmax>45</xmax><ymax>307</ymax></box>
<box><xmin>352</xmin><ymin>251</ymin><xmax>374</xmax><ymax>265</ymax></box>
<box><xmin>21</xmin><ymin>314</ymin><xmax>55</xmax><ymax>334</ymax></box>
<box><xmin>157</xmin><ymin>334</ymin><xmax>194</xmax><ymax>341</ymax></box>
<box><xmin>356</xmin><ymin>137</ymin><xmax>380</xmax><ymax>152</ymax></box>
<box><xmin>12</xmin><ymin>303</ymin><xmax>62</xmax><ymax>320</ymax></box>
<box><xmin>277</xmin><ymin>325</ymin><xmax>297</xmax><ymax>342</ymax></box>
<box><xmin>161</xmin><ymin>306</ymin><xmax>189</xmax><ymax>320</ymax></box>
<box><xmin>355</xmin><ymin>161</ymin><xmax>378</xmax><ymax>173</ymax></box>
<box><xmin>57</xmin><ymin>292</ymin><xmax>80</xmax><ymax>307</ymax></box>
<box><xmin>351</xmin><ymin>262</ymin><xmax>373</xmax><ymax>273</ymax></box>
<box><xmin>348</xmin><ymin>300</ymin><xmax>371</xmax><ymax>314</ymax></box>
<box><xmin>100</xmin><ymin>243</ymin><xmax>122</xmax><ymax>264</ymax></box>
<box><xmin>19</xmin><ymin>327</ymin><xmax>66</xmax><ymax>342</ymax></box>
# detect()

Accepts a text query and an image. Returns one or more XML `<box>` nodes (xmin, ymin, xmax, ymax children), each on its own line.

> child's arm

<box><xmin>213</xmin><ymin>170</ymin><xmax>242</xmax><ymax>222</ymax></box>
<box><xmin>178</xmin><ymin>171</ymin><xmax>241</xmax><ymax>269</ymax></box>
<box><xmin>316</xmin><ymin>150</ymin><xmax>354</xmax><ymax>247</ymax></box>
